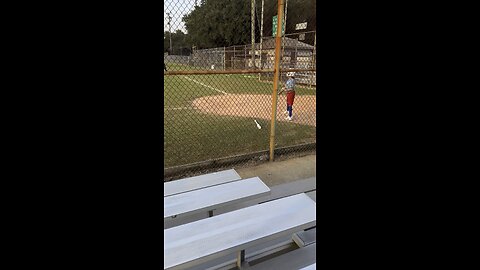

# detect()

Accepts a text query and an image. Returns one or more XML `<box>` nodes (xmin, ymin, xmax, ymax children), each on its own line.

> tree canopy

<box><xmin>178</xmin><ymin>0</ymin><xmax>316</xmax><ymax>49</ymax></box>
<box><xmin>182</xmin><ymin>0</ymin><xmax>251</xmax><ymax>48</ymax></box>
<box><xmin>164</xmin><ymin>30</ymin><xmax>192</xmax><ymax>55</ymax></box>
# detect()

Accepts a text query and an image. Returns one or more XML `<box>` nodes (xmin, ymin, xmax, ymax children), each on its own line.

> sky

<box><xmin>164</xmin><ymin>0</ymin><xmax>195</xmax><ymax>33</ymax></box>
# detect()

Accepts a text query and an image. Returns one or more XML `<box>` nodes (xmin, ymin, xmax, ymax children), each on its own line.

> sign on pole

<box><xmin>272</xmin><ymin>15</ymin><xmax>285</xmax><ymax>36</ymax></box>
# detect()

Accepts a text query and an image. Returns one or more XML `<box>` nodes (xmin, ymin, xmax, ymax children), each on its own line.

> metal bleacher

<box><xmin>164</xmin><ymin>171</ymin><xmax>317</xmax><ymax>270</ymax></box>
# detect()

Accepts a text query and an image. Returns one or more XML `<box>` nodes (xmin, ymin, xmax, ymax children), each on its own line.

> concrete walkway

<box><xmin>236</xmin><ymin>154</ymin><xmax>316</xmax><ymax>187</ymax></box>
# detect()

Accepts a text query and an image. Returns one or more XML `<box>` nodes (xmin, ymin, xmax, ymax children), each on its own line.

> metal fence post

<box><xmin>269</xmin><ymin>0</ymin><xmax>285</xmax><ymax>162</ymax></box>
<box><xmin>259</xmin><ymin>0</ymin><xmax>264</xmax><ymax>80</ymax></box>
<box><xmin>281</xmin><ymin>0</ymin><xmax>288</xmax><ymax>67</ymax></box>
<box><xmin>251</xmin><ymin>0</ymin><xmax>256</xmax><ymax>69</ymax></box>
<box><xmin>312</xmin><ymin>32</ymin><xmax>316</xmax><ymax>87</ymax></box>
<box><xmin>244</xmin><ymin>45</ymin><xmax>247</xmax><ymax>69</ymax></box>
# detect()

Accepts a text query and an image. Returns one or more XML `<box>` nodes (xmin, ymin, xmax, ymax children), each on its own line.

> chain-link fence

<box><xmin>164</xmin><ymin>0</ymin><xmax>316</xmax><ymax>181</ymax></box>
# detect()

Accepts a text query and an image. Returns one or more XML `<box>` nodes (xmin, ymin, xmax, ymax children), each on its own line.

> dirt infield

<box><xmin>192</xmin><ymin>94</ymin><xmax>316</xmax><ymax>126</ymax></box>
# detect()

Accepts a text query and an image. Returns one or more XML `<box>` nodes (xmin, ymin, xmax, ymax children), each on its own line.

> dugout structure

<box><xmin>189</xmin><ymin>36</ymin><xmax>316</xmax><ymax>86</ymax></box>
<box><xmin>256</xmin><ymin>36</ymin><xmax>316</xmax><ymax>86</ymax></box>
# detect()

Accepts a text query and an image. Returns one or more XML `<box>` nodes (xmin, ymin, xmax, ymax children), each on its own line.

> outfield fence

<box><xmin>164</xmin><ymin>55</ymin><xmax>191</xmax><ymax>65</ymax></box>
<box><xmin>164</xmin><ymin>0</ymin><xmax>316</xmax><ymax>180</ymax></box>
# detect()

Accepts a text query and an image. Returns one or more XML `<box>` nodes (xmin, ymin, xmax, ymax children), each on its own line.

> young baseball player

<box><xmin>278</xmin><ymin>72</ymin><xmax>296</xmax><ymax>121</ymax></box>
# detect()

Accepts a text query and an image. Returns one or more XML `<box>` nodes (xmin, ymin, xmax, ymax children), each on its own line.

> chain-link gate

<box><xmin>164</xmin><ymin>0</ymin><xmax>316</xmax><ymax>181</ymax></box>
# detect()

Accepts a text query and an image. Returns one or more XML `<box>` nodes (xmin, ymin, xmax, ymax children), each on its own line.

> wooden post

<box><xmin>269</xmin><ymin>0</ymin><xmax>285</xmax><ymax>162</ymax></box>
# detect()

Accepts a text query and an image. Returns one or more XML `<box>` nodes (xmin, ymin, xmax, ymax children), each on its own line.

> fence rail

<box><xmin>164</xmin><ymin>68</ymin><xmax>316</xmax><ymax>75</ymax></box>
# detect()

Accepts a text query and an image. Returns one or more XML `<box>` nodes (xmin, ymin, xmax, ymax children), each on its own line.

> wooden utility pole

<box><xmin>269</xmin><ymin>0</ymin><xmax>285</xmax><ymax>162</ymax></box>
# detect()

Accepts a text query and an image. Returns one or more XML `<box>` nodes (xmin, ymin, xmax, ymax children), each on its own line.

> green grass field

<box><xmin>164</xmin><ymin>62</ymin><xmax>316</xmax><ymax>168</ymax></box>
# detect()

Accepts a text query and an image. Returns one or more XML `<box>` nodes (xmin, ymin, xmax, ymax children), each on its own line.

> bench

<box><xmin>164</xmin><ymin>169</ymin><xmax>241</xmax><ymax>197</ymax></box>
<box><xmin>164</xmin><ymin>193</ymin><xmax>316</xmax><ymax>270</ymax></box>
<box><xmin>248</xmin><ymin>243</ymin><xmax>316</xmax><ymax>270</ymax></box>
<box><xmin>164</xmin><ymin>177</ymin><xmax>316</xmax><ymax>229</ymax></box>
<box><xmin>164</xmin><ymin>177</ymin><xmax>270</xmax><ymax>221</ymax></box>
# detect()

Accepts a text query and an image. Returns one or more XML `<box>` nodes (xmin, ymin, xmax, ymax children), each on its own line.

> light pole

<box><xmin>166</xmin><ymin>12</ymin><xmax>173</xmax><ymax>55</ymax></box>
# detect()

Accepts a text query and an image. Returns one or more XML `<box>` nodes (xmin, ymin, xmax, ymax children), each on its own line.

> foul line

<box><xmin>182</xmin><ymin>76</ymin><xmax>228</xmax><ymax>95</ymax></box>
<box><xmin>164</xmin><ymin>106</ymin><xmax>193</xmax><ymax>111</ymax></box>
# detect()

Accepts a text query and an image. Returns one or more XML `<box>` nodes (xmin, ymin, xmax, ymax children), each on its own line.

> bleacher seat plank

<box><xmin>299</xmin><ymin>263</ymin><xmax>316</xmax><ymax>270</ymax></box>
<box><xmin>164</xmin><ymin>193</ymin><xmax>316</xmax><ymax>270</ymax></box>
<box><xmin>164</xmin><ymin>169</ymin><xmax>241</xmax><ymax>197</ymax></box>
<box><xmin>164</xmin><ymin>177</ymin><xmax>270</xmax><ymax>220</ymax></box>
<box><xmin>164</xmin><ymin>177</ymin><xmax>316</xmax><ymax>229</ymax></box>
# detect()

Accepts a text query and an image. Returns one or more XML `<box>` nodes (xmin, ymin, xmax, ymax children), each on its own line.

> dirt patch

<box><xmin>192</xmin><ymin>94</ymin><xmax>316</xmax><ymax>126</ymax></box>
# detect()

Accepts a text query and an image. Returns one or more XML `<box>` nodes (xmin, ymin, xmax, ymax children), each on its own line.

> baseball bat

<box><xmin>254</xmin><ymin>120</ymin><xmax>262</xmax><ymax>129</ymax></box>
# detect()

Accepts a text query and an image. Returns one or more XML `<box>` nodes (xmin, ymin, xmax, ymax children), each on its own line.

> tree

<box><xmin>182</xmin><ymin>0</ymin><xmax>252</xmax><ymax>48</ymax></box>
<box><xmin>164</xmin><ymin>30</ymin><xmax>192</xmax><ymax>55</ymax></box>
<box><xmin>181</xmin><ymin>0</ymin><xmax>316</xmax><ymax>49</ymax></box>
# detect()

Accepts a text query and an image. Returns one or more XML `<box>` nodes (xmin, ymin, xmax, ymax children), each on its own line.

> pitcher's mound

<box><xmin>192</xmin><ymin>94</ymin><xmax>316</xmax><ymax>126</ymax></box>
